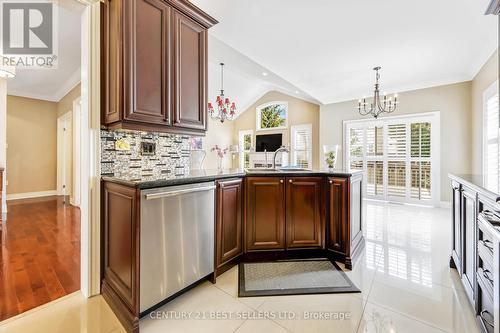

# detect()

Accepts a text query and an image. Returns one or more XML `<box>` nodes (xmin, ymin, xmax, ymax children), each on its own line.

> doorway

<box><xmin>0</xmin><ymin>0</ymin><xmax>87</xmax><ymax>321</ymax></box>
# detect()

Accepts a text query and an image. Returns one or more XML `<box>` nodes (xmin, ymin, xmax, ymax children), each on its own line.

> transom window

<box><xmin>256</xmin><ymin>102</ymin><xmax>288</xmax><ymax>131</ymax></box>
<box><xmin>345</xmin><ymin>112</ymin><xmax>439</xmax><ymax>205</ymax></box>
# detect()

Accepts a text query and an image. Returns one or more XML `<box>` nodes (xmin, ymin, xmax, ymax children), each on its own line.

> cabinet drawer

<box><xmin>477</xmin><ymin>276</ymin><xmax>495</xmax><ymax>333</ymax></box>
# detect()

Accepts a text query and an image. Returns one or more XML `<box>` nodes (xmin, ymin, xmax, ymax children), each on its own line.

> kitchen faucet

<box><xmin>273</xmin><ymin>146</ymin><xmax>289</xmax><ymax>169</ymax></box>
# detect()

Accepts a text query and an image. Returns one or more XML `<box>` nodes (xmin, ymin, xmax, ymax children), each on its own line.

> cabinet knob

<box><xmin>329</xmin><ymin>180</ymin><xmax>333</xmax><ymax>184</ymax></box>
<box><xmin>289</xmin><ymin>179</ymin><xmax>293</xmax><ymax>183</ymax></box>
<box><xmin>280</xmin><ymin>179</ymin><xmax>284</xmax><ymax>183</ymax></box>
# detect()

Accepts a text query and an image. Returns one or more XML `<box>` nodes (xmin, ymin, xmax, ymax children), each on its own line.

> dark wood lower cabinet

<box><xmin>216</xmin><ymin>178</ymin><xmax>243</xmax><ymax>272</ymax></box>
<box><xmin>245</xmin><ymin>177</ymin><xmax>286</xmax><ymax>251</ymax></box>
<box><xmin>286</xmin><ymin>177</ymin><xmax>322</xmax><ymax>248</ymax></box>
<box><xmin>326</xmin><ymin>174</ymin><xmax>364</xmax><ymax>269</ymax></box>
<box><xmin>101</xmin><ymin>172</ymin><xmax>365</xmax><ymax>332</ymax></box>
<box><xmin>102</xmin><ymin>182</ymin><xmax>140</xmax><ymax>333</ymax></box>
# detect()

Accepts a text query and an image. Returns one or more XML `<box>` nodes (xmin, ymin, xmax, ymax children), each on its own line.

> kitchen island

<box><xmin>449</xmin><ymin>174</ymin><xmax>500</xmax><ymax>333</ymax></box>
<box><xmin>101</xmin><ymin>168</ymin><xmax>363</xmax><ymax>333</ymax></box>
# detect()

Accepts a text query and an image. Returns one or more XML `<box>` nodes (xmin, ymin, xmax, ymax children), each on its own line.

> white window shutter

<box><xmin>291</xmin><ymin>124</ymin><xmax>312</xmax><ymax>169</ymax></box>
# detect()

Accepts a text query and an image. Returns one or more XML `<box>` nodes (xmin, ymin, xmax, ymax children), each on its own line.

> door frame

<box><xmin>78</xmin><ymin>0</ymin><xmax>101</xmax><ymax>298</ymax></box>
<box><xmin>57</xmin><ymin>111</ymin><xmax>73</xmax><ymax>199</ymax></box>
<box><xmin>343</xmin><ymin>111</ymin><xmax>441</xmax><ymax>207</ymax></box>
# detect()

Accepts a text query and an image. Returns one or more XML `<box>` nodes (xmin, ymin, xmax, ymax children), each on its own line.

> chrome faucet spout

<box><xmin>273</xmin><ymin>146</ymin><xmax>289</xmax><ymax>169</ymax></box>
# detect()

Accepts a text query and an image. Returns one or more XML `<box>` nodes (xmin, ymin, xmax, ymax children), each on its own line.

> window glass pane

<box><xmin>367</xmin><ymin>161</ymin><xmax>383</xmax><ymax>196</ymax></box>
<box><xmin>387</xmin><ymin>124</ymin><xmax>406</xmax><ymax>158</ymax></box>
<box><xmin>366</xmin><ymin>126</ymin><xmax>383</xmax><ymax>156</ymax></box>
<box><xmin>411</xmin><ymin>161</ymin><xmax>431</xmax><ymax>200</ymax></box>
<box><xmin>244</xmin><ymin>153</ymin><xmax>250</xmax><ymax>168</ymax></box>
<box><xmin>411</xmin><ymin>122</ymin><xmax>431</xmax><ymax>158</ymax></box>
<box><xmin>259</xmin><ymin>103</ymin><xmax>287</xmax><ymax>129</ymax></box>
<box><xmin>350</xmin><ymin>128</ymin><xmax>364</xmax><ymax>157</ymax></box>
<box><xmin>243</xmin><ymin>134</ymin><xmax>252</xmax><ymax>151</ymax></box>
<box><xmin>387</xmin><ymin>161</ymin><xmax>406</xmax><ymax>197</ymax></box>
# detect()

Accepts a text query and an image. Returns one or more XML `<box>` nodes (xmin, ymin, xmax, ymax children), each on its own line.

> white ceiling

<box><xmin>194</xmin><ymin>0</ymin><xmax>498</xmax><ymax>105</ymax></box>
<box><xmin>208</xmin><ymin>35</ymin><xmax>320</xmax><ymax>115</ymax></box>
<box><xmin>7</xmin><ymin>0</ymin><xmax>84</xmax><ymax>102</ymax></box>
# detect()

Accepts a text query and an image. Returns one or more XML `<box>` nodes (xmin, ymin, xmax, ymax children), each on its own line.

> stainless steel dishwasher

<box><xmin>139</xmin><ymin>181</ymin><xmax>215</xmax><ymax>313</ymax></box>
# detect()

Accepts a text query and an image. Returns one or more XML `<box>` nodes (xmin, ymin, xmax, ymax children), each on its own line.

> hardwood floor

<box><xmin>0</xmin><ymin>196</ymin><xmax>80</xmax><ymax>322</ymax></box>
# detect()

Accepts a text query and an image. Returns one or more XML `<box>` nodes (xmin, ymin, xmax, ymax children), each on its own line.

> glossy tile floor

<box><xmin>0</xmin><ymin>201</ymin><xmax>481</xmax><ymax>333</ymax></box>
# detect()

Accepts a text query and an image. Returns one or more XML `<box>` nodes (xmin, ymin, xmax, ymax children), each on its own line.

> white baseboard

<box><xmin>6</xmin><ymin>190</ymin><xmax>58</xmax><ymax>201</ymax></box>
<box><xmin>440</xmin><ymin>201</ymin><xmax>451</xmax><ymax>208</ymax></box>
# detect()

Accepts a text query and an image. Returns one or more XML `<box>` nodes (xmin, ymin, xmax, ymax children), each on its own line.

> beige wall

<box><xmin>203</xmin><ymin>117</ymin><xmax>236</xmax><ymax>169</ymax></box>
<box><xmin>6</xmin><ymin>96</ymin><xmax>58</xmax><ymax>194</ymax></box>
<box><xmin>6</xmin><ymin>84</ymin><xmax>81</xmax><ymax>196</ymax></box>
<box><xmin>320</xmin><ymin>81</ymin><xmax>473</xmax><ymax>202</ymax></box>
<box><xmin>471</xmin><ymin>50</ymin><xmax>498</xmax><ymax>175</ymax></box>
<box><xmin>232</xmin><ymin>91</ymin><xmax>320</xmax><ymax>168</ymax></box>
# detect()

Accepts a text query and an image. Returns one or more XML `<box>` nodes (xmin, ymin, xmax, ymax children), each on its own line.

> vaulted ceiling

<box><xmin>194</xmin><ymin>0</ymin><xmax>498</xmax><ymax>105</ymax></box>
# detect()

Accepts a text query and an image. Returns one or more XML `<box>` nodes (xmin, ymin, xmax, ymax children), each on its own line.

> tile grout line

<box><xmin>354</xmin><ymin>251</ymin><xmax>384</xmax><ymax>333</ymax></box>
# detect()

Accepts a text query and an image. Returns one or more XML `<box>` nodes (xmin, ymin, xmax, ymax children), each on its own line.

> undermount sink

<box><xmin>244</xmin><ymin>168</ymin><xmax>278</xmax><ymax>173</ymax></box>
<box><xmin>278</xmin><ymin>167</ymin><xmax>312</xmax><ymax>172</ymax></box>
<box><xmin>244</xmin><ymin>167</ymin><xmax>311</xmax><ymax>173</ymax></box>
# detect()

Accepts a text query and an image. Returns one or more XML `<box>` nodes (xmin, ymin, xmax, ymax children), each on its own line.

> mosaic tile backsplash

<box><xmin>100</xmin><ymin>130</ymin><xmax>191</xmax><ymax>180</ymax></box>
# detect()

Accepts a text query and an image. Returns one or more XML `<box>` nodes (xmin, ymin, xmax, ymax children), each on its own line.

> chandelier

<box><xmin>358</xmin><ymin>66</ymin><xmax>398</xmax><ymax>118</ymax></box>
<box><xmin>208</xmin><ymin>63</ymin><xmax>236</xmax><ymax>123</ymax></box>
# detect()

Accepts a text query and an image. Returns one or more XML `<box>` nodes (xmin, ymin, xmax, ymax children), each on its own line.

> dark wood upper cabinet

<box><xmin>123</xmin><ymin>0</ymin><xmax>170</xmax><ymax>125</ymax></box>
<box><xmin>285</xmin><ymin>177</ymin><xmax>322</xmax><ymax>248</ymax></box>
<box><xmin>245</xmin><ymin>177</ymin><xmax>286</xmax><ymax>251</ymax></box>
<box><xmin>326</xmin><ymin>177</ymin><xmax>348</xmax><ymax>255</ymax></box>
<box><xmin>172</xmin><ymin>11</ymin><xmax>207</xmax><ymax>131</ymax></box>
<box><xmin>216</xmin><ymin>179</ymin><xmax>243</xmax><ymax>268</ymax></box>
<box><xmin>101</xmin><ymin>0</ymin><xmax>217</xmax><ymax>135</ymax></box>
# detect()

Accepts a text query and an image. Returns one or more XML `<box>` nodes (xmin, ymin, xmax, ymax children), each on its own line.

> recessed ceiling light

<box><xmin>262</xmin><ymin>72</ymin><xmax>268</xmax><ymax>76</ymax></box>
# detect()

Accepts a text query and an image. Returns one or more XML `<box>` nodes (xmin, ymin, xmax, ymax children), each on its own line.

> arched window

<box><xmin>256</xmin><ymin>101</ymin><xmax>288</xmax><ymax>131</ymax></box>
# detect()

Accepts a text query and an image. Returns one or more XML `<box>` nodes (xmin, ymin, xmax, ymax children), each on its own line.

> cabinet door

<box><xmin>172</xmin><ymin>10</ymin><xmax>207</xmax><ymax>131</ymax></box>
<box><xmin>246</xmin><ymin>177</ymin><xmax>286</xmax><ymax>251</ymax></box>
<box><xmin>123</xmin><ymin>0</ymin><xmax>170</xmax><ymax>125</ymax></box>
<box><xmin>451</xmin><ymin>181</ymin><xmax>462</xmax><ymax>274</ymax></box>
<box><xmin>285</xmin><ymin>177</ymin><xmax>322</xmax><ymax>248</ymax></box>
<box><xmin>461</xmin><ymin>186</ymin><xmax>476</xmax><ymax>301</ymax></box>
<box><xmin>216</xmin><ymin>179</ymin><xmax>243</xmax><ymax>268</ymax></box>
<box><xmin>327</xmin><ymin>177</ymin><xmax>348</xmax><ymax>254</ymax></box>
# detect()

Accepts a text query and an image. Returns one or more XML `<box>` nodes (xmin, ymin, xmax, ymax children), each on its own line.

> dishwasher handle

<box><xmin>145</xmin><ymin>185</ymin><xmax>216</xmax><ymax>200</ymax></box>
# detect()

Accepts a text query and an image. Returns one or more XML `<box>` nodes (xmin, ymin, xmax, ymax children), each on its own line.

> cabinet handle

<box><xmin>483</xmin><ymin>269</ymin><xmax>494</xmax><ymax>285</ymax></box>
<box><xmin>480</xmin><ymin>310</ymin><xmax>494</xmax><ymax>328</ymax></box>
<box><xmin>289</xmin><ymin>179</ymin><xmax>293</xmax><ymax>183</ymax></box>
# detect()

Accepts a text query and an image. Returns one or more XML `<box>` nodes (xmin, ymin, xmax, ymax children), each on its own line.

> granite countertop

<box><xmin>103</xmin><ymin>168</ymin><xmax>363</xmax><ymax>189</ymax></box>
<box><xmin>449</xmin><ymin>173</ymin><xmax>500</xmax><ymax>202</ymax></box>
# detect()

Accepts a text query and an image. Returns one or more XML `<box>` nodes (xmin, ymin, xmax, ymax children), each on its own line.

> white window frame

<box><xmin>239</xmin><ymin>129</ymin><xmax>254</xmax><ymax>169</ymax></box>
<box><xmin>291</xmin><ymin>123</ymin><xmax>313</xmax><ymax>169</ymax></box>
<box><xmin>343</xmin><ymin>112</ymin><xmax>440</xmax><ymax>207</ymax></box>
<box><xmin>256</xmin><ymin>101</ymin><xmax>288</xmax><ymax>131</ymax></box>
<box><xmin>482</xmin><ymin>80</ymin><xmax>499</xmax><ymax>191</ymax></box>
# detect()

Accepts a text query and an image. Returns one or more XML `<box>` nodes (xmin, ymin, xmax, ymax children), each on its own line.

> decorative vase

<box><xmin>323</xmin><ymin>145</ymin><xmax>339</xmax><ymax>169</ymax></box>
<box><xmin>217</xmin><ymin>156</ymin><xmax>223</xmax><ymax>171</ymax></box>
